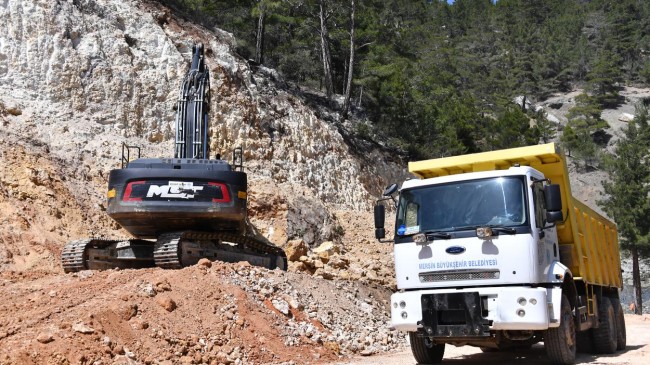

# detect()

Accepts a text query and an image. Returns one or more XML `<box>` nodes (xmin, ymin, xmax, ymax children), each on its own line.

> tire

<box><xmin>545</xmin><ymin>295</ymin><xmax>576</xmax><ymax>365</ymax></box>
<box><xmin>592</xmin><ymin>296</ymin><xmax>617</xmax><ymax>354</ymax></box>
<box><xmin>409</xmin><ymin>332</ymin><xmax>445</xmax><ymax>364</ymax></box>
<box><xmin>610</xmin><ymin>298</ymin><xmax>626</xmax><ymax>351</ymax></box>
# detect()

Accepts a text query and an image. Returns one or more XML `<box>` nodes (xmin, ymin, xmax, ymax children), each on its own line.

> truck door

<box><xmin>532</xmin><ymin>182</ymin><xmax>559</xmax><ymax>281</ymax></box>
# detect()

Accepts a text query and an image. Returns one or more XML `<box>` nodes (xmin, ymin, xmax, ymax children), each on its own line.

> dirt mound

<box><xmin>0</xmin><ymin>262</ymin><xmax>406</xmax><ymax>365</ymax></box>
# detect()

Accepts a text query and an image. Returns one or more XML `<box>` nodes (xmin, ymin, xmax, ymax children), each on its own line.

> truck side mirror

<box><xmin>546</xmin><ymin>210</ymin><xmax>563</xmax><ymax>223</ymax></box>
<box><xmin>374</xmin><ymin>204</ymin><xmax>386</xmax><ymax>239</ymax></box>
<box><xmin>383</xmin><ymin>183</ymin><xmax>398</xmax><ymax>196</ymax></box>
<box><xmin>544</xmin><ymin>184</ymin><xmax>562</xmax><ymax>211</ymax></box>
<box><xmin>544</xmin><ymin>184</ymin><xmax>563</xmax><ymax>223</ymax></box>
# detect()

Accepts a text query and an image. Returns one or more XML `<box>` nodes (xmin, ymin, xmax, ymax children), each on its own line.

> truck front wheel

<box><xmin>592</xmin><ymin>296</ymin><xmax>618</xmax><ymax>353</ymax></box>
<box><xmin>409</xmin><ymin>332</ymin><xmax>445</xmax><ymax>364</ymax></box>
<box><xmin>545</xmin><ymin>294</ymin><xmax>576</xmax><ymax>365</ymax></box>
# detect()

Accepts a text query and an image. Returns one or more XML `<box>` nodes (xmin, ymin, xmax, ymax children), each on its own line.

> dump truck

<box><xmin>374</xmin><ymin>143</ymin><xmax>625</xmax><ymax>365</ymax></box>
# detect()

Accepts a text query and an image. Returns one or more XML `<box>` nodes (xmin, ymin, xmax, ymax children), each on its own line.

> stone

<box><xmin>72</xmin><ymin>323</ymin><xmax>95</xmax><ymax>334</ymax></box>
<box><xmin>360</xmin><ymin>348</ymin><xmax>375</xmax><ymax>356</ymax></box>
<box><xmin>112</xmin><ymin>345</ymin><xmax>125</xmax><ymax>356</ymax></box>
<box><xmin>327</xmin><ymin>254</ymin><xmax>349</xmax><ymax>269</ymax></box>
<box><xmin>197</xmin><ymin>258</ymin><xmax>212</xmax><ymax>268</ymax></box>
<box><xmin>271</xmin><ymin>299</ymin><xmax>290</xmax><ymax>315</ymax></box>
<box><xmin>36</xmin><ymin>333</ymin><xmax>54</xmax><ymax>343</ymax></box>
<box><xmin>156</xmin><ymin>296</ymin><xmax>177</xmax><ymax>312</ymax></box>
<box><xmin>619</xmin><ymin>112</ymin><xmax>635</xmax><ymax>122</ymax></box>
<box><xmin>284</xmin><ymin>239</ymin><xmax>308</xmax><ymax>262</ymax></box>
<box><xmin>115</xmin><ymin>303</ymin><xmax>138</xmax><ymax>321</ymax></box>
<box><xmin>139</xmin><ymin>283</ymin><xmax>156</xmax><ymax>297</ymax></box>
<box><xmin>313</xmin><ymin>241</ymin><xmax>340</xmax><ymax>255</ymax></box>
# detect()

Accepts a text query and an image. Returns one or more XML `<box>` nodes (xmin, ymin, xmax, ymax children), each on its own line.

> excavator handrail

<box><xmin>121</xmin><ymin>142</ymin><xmax>141</xmax><ymax>169</ymax></box>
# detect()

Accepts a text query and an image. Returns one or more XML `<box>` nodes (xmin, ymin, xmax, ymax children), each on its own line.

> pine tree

<box><xmin>586</xmin><ymin>50</ymin><xmax>624</xmax><ymax>108</ymax></box>
<box><xmin>533</xmin><ymin>109</ymin><xmax>556</xmax><ymax>143</ymax></box>
<box><xmin>563</xmin><ymin>93</ymin><xmax>607</xmax><ymax>169</ymax></box>
<box><xmin>598</xmin><ymin>105</ymin><xmax>650</xmax><ymax>314</ymax></box>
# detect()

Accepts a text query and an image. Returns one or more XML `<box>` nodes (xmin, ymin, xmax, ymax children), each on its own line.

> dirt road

<box><xmin>341</xmin><ymin>314</ymin><xmax>650</xmax><ymax>365</ymax></box>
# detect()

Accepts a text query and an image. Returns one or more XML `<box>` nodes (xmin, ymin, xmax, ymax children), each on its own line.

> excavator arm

<box><xmin>175</xmin><ymin>44</ymin><xmax>211</xmax><ymax>159</ymax></box>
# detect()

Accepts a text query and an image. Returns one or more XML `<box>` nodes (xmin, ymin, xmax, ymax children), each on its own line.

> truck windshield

<box><xmin>396</xmin><ymin>177</ymin><xmax>527</xmax><ymax>235</ymax></box>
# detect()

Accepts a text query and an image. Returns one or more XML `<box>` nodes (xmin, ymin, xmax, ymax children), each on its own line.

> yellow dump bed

<box><xmin>409</xmin><ymin>143</ymin><xmax>622</xmax><ymax>289</ymax></box>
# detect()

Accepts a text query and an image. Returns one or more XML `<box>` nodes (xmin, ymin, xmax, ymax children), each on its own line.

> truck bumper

<box><xmin>390</xmin><ymin>287</ymin><xmax>550</xmax><ymax>333</ymax></box>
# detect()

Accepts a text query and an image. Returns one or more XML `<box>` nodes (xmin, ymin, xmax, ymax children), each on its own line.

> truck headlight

<box><xmin>401</xmin><ymin>311</ymin><xmax>408</xmax><ymax>319</ymax></box>
<box><xmin>518</xmin><ymin>297</ymin><xmax>527</xmax><ymax>306</ymax></box>
<box><xmin>399</xmin><ymin>301</ymin><xmax>406</xmax><ymax>309</ymax></box>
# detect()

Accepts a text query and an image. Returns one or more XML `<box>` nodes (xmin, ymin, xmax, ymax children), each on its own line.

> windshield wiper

<box><xmin>423</xmin><ymin>230</ymin><xmax>452</xmax><ymax>239</ymax></box>
<box><xmin>450</xmin><ymin>225</ymin><xmax>517</xmax><ymax>235</ymax></box>
<box><xmin>451</xmin><ymin>225</ymin><xmax>481</xmax><ymax>231</ymax></box>
<box><xmin>489</xmin><ymin>225</ymin><xmax>517</xmax><ymax>234</ymax></box>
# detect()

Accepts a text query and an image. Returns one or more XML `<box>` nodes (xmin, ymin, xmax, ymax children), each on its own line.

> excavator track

<box><xmin>153</xmin><ymin>231</ymin><xmax>287</xmax><ymax>270</ymax></box>
<box><xmin>62</xmin><ymin>237</ymin><xmax>155</xmax><ymax>273</ymax></box>
<box><xmin>61</xmin><ymin>239</ymin><xmax>92</xmax><ymax>273</ymax></box>
<box><xmin>153</xmin><ymin>233</ymin><xmax>183</xmax><ymax>269</ymax></box>
<box><xmin>62</xmin><ymin>232</ymin><xmax>286</xmax><ymax>273</ymax></box>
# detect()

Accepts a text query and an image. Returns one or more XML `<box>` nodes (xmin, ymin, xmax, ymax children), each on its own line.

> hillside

<box><xmin>1</xmin><ymin>0</ymin><xmax>649</xmax><ymax>364</ymax></box>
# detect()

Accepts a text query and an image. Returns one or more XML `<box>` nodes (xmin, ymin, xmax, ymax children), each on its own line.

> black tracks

<box><xmin>62</xmin><ymin>232</ymin><xmax>287</xmax><ymax>272</ymax></box>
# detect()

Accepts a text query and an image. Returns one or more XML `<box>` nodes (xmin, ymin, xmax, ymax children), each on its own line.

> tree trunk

<box><xmin>357</xmin><ymin>85</ymin><xmax>363</xmax><ymax>107</ymax></box>
<box><xmin>342</xmin><ymin>0</ymin><xmax>355</xmax><ymax>118</ymax></box>
<box><xmin>255</xmin><ymin>9</ymin><xmax>266</xmax><ymax>64</ymax></box>
<box><xmin>632</xmin><ymin>244</ymin><xmax>642</xmax><ymax>314</ymax></box>
<box><xmin>319</xmin><ymin>0</ymin><xmax>333</xmax><ymax>100</ymax></box>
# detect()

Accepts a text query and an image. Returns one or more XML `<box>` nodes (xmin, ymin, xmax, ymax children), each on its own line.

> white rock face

<box><xmin>0</xmin><ymin>0</ymin><xmax>406</xmax><ymax>247</ymax></box>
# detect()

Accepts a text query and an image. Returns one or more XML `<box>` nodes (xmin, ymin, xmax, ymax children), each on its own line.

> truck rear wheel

<box><xmin>610</xmin><ymin>298</ymin><xmax>626</xmax><ymax>350</ymax></box>
<box><xmin>545</xmin><ymin>295</ymin><xmax>576</xmax><ymax>365</ymax></box>
<box><xmin>409</xmin><ymin>332</ymin><xmax>445</xmax><ymax>364</ymax></box>
<box><xmin>592</xmin><ymin>296</ymin><xmax>617</xmax><ymax>354</ymax></box>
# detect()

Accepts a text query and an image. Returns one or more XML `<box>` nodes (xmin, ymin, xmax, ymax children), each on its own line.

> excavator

<box><xmin>61</xmin><ymin>44</ymin><xmax>287</xmax><ymax>272</ymax></box>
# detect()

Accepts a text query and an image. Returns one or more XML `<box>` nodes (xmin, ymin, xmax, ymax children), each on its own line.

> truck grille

<box><xmin>419</xmin><ymin>269</ymin><xmax>500</xmax><ymax>282</ymax></box>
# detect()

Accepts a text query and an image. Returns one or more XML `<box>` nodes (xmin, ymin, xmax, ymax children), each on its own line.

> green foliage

<box><xmin>598</xmin><ymin>106</ymin><xmax>650</xmax><ymax>251</ymax></box>
<box><xmin>157</xmin><ymin>0</ymin><xmax>650</xmax><ymax>159</ymax></box>
<box><xmin>532</xmin><ymin>109</ymin><xmax>556</xmax><ymax>143</ymax></box>
<box><xmin>486</xmin><ymin>107</ymin><xmax>537</xmax><ymax>150</ymax></box>
<box><xmin>566</xmin><ymin>93</ymin><xmax>608</xmax><ymax>131</ymax></box>
<box><xmin>641</xmin><ymin>61</ymin><xmax>650</xmax><ymax>84</ymax></box>
<box><xmin>563</xmin><ymin>93</ymin><xmax>606</xmax><ymax>168</ymax></box>
<box><xmin>586</xmin><ymin>50</ymin><xmax>624</xmax><ymax>108</ymax></box>
<box><xmin>560</xmin><ymin>124</ymin><xmax>578</xmax><ymax>157</ymax></box>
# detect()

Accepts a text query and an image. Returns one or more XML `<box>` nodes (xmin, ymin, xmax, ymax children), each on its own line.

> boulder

<box><xmin>619</xmin><ymin>113</ymin><xmax>635</xmax><ymax>122</ymax></box>
<box><xmin>285</xmin><ymin>239</ymin><xmax>308</xmax><ymax>262</ymax></box>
